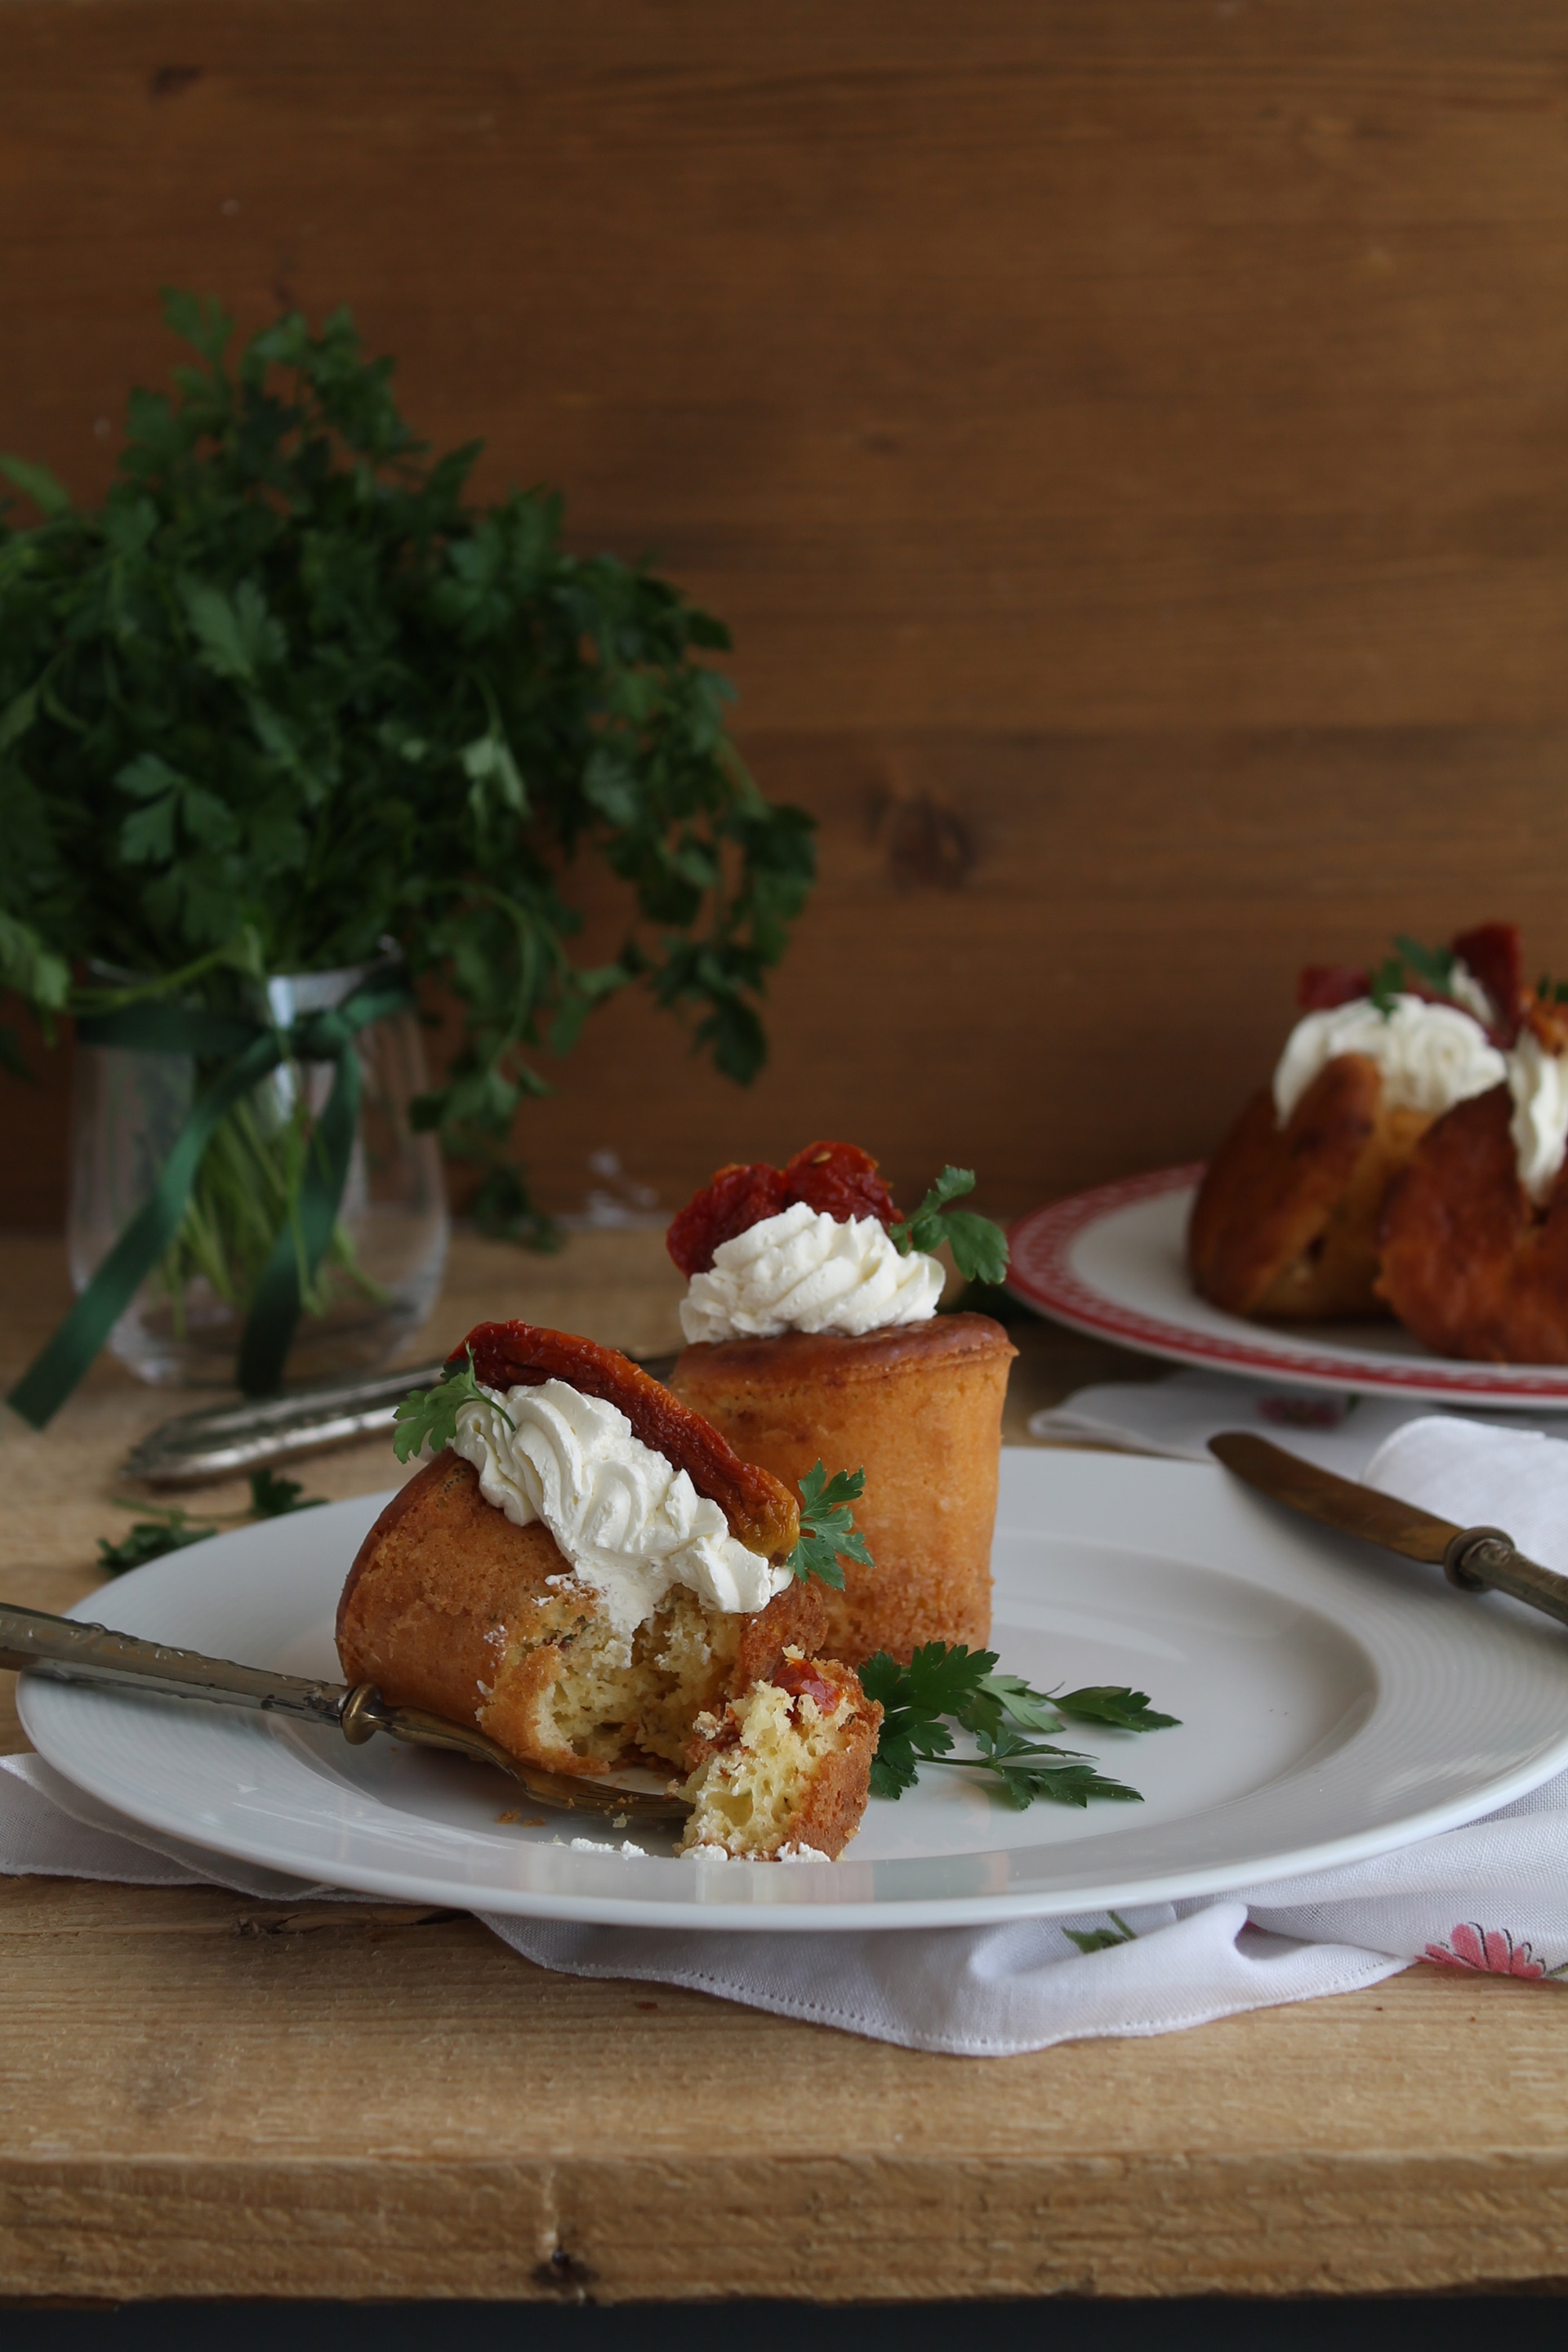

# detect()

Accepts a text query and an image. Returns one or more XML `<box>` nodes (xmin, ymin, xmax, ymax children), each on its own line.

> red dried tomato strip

<box><xmin>1451</xmin><ymin>922</ymin><xmax>1525</xmax><ymax>1045</ymax></box>
<box><xmin>1297</xmin><ymin>964</ymin><xmax>1370</xmax><ymax>1013</ymax></box>
<box><xmin>782</xmin><ymin>1139</ymin><xmax>901</xmax><ymax>1229</ymax></box>
<box><xmin>666</xmin><ymin>1162</ymin><xmax>788</xmax><ymax>1277</ymax></box>
<box><xmin>453</xmin><ymin>1321</ymin><xmax>800</xmax><ymax>1562</ymax></box>
<box><xmin>666</xmin><ymin>1140</ymin><xmax>902</xmax><ymax>1275</ymax></box>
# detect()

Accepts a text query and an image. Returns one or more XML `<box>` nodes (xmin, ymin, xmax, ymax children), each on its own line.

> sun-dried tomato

<box><xmin>772</xmin><ymin>1655</ymin><xmax>840</xmax><ymax>1718</ymax></box>
<box><xmin>666</xmin><ymin>1140</ymin><xmax>902</xmax><ymax>1276</ymax></box>
<box><xmin>781</xmin><ymin>1140</ymin><xmax>901</xmax><ymax>1230</ymax></box>
<box><xmin>453</xmin><ymin>1321</ymin><xmax>800</xmax><ymax>1561</ymax></box>
<box><xmin>1297</xmin><ymin>964</ymin><xmax>1369</xmax><ymax>1013</ymax></box>
<box><xmin>1451</xmin><ymin>922</ymin><xmax>1525</xmax><ymax>1044</ymax></box>
<box><xmin>666</xmin><ymin>1162</ymin><xmax>789</xmax><ymax>1277</ymax></box>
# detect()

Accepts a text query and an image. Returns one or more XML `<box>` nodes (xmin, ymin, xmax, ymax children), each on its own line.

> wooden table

<box><xmin>4</xmin><ymin>1229</ymin><xmax>1568</xmax><ymax>2305</ymax></box>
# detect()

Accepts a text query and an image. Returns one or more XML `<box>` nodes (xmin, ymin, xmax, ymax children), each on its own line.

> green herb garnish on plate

<box><xmin>860</xmin><ymin>1642</ymin><xmax>1178</xmax><ymax>1810</ymax></box>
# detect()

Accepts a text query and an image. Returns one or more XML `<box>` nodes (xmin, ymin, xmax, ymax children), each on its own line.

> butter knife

<box><xmin>1208</xmin><ymin>1430</ymin><xmax>1568</xmax><ymax>1633</ymax></box>
<box><xmin>0</xmin><ymin>1601</ymin><xmax>690</xmax><ymax>1822</ymax></box>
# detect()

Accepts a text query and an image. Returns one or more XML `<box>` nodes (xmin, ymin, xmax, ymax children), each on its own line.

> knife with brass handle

<box><xmin>0</xmin><ymin>1602</ymin><xmax>691</xmax><ymax>1823</ymax></box>
<box><xmin>1208</xmin><ymin>1431</ymin><xmax>1568</xmax><ymax>1633</ymax></box>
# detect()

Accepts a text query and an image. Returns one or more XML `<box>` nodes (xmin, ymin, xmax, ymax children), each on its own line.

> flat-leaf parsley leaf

<box><xmin>860</xmin><ymin>1642</ymin><xmax>1177</xmax><ymax>1809</ymax></box>
<box><xmin>392</xmin><ymin>1348</ymin><xmax>514</xmax><ymax>1464</ymax></box>
<box><xmin>786</xmin><ymin>1461</ymin><xmax>874</xmax><ymax>1591</ymax></box>
<box><xmin>891</xmin><ymin>1166</ymin><xmax>1009</xmax><ymax>1286</ymax></box>
<box><xmin>96</xmin><ymin>1467</ymin><xmax>326</xmax><ymax>1574</ymax></box>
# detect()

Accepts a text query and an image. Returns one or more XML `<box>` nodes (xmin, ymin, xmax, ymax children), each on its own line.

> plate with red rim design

<box><xmin>1008</xmin><ymin>1166</ymin><xmax>1568</xmax><ymax>1407</ymax></box>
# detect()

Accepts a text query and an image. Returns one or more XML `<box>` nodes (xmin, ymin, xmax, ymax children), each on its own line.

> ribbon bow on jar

<box><xmin>8</xmin><ymin>963</ymin><xmax>415</xmax><ymax>1428</ymax></box>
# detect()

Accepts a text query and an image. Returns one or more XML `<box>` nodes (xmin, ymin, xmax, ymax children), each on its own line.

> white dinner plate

<box><xmin>20</xmin><ymin>1450</ymin><xmax>1568</xmax><ymax>1930</ymax></box>
<box><xmin>1009</xmin><ymin>1165</ymin><xmax>1568</xmax><ymax>1407</ymax></box>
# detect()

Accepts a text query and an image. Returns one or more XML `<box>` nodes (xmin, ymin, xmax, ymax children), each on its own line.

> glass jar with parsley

<box><xmin>67</xmin><ymin>957</ymin><xmax>448</xmax><ymax>1389</ymax></box>
<box><xmin>0</xmin><ymin>293</ymin><xmax>814</xmax><ymax>1423</ymax></box>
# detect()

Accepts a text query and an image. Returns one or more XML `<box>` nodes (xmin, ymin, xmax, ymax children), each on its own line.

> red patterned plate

<box><xmin>1008</xmin><ymin>1165</ymin><xmax>1568</xmax><ymax>1406</ymax></box>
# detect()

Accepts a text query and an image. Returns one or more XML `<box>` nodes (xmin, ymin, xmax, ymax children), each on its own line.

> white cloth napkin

<box><xmin>8</xmin><ymin>1403</ymin><xmax>1568</xmax><ymax>2059</ymax></box>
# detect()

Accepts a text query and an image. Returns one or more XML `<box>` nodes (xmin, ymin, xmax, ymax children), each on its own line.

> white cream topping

<box><xmin>1272</xmin><ymin>991</ymin><xmax>1505</xmax><ymax>1125</ymax></box>
<box><xmin>679</xmin><ymin>1200</ymin><xmax>945</xmax><ymax>1344</ymax></box>
<box><xmin>1508</xmin><ymin>1029</ymin><xmax>1568</xmax><ymax>1205</ymax></box>
<box><xmin>448</xmin><ymin>1377</ymin><xmax>789</xmax><ymax>1641</ymax></box>
<box><xmin>1446</xmin><ymin>964</ymin><xmax>1497</xmax><ymax>1026</ymax></box>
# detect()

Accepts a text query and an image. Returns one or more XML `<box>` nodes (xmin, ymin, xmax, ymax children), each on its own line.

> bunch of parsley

<box><xmin>0</xmin><ymin>291</ymin><xmax>815</xmax><ymax>1241</ymax></box>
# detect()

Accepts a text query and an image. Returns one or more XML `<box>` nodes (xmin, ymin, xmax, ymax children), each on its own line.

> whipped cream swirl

<box><xmin>1508</xmin><ymin>1028</ymin><xmax>1568</xmax><ymax>1205</ymax></box>
<box><xmin>679</xmin><ymin>1200</ymin><xmax>944</xmax><ymax>1344</ymax></box>
<box><xmin>448</xmin><ymin>1377</ymin><xmax>789</xmax><ymax>1640</ymax></box>
<box><xmin>1272</xmin><ymin>992</ymin><xmax>1505</xmax><ymax>1125</ymax></box>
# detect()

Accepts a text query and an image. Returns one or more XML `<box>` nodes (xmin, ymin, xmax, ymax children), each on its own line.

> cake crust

<box><xmin>1188</xmin><ymin>1057</ymin><xmax>1431</xmax><ymax>1321</ymax></box>
<box><xmin>1378</xmin><ymin>1083</ymin><xmax>1568</xmax><ymax>1362</ymax></box>
<box><xmin>681</xmin><ymin>1655</ymin><xmax>881</xmax><ymax>1860</ymax></box>
<box><xmin>671</xmin><ymin>1312</ymin><xmax>1015</xmax><ymax>1664</ymax></box>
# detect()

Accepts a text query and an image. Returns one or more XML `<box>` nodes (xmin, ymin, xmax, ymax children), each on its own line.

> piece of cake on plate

<box><xmin>666</xmin><ymin>1141</ymin><xmax>1016</xmax><ymax>1664</ymax></box>
<box><xmin>1188</xmin><ymin>924</ymin><xmax>1521</xmax><ymax>1321</ymax></box>
<box><xmin>337</xmin><ymin>1322</ymin><xmax>880</xmax><ymax>1860</ymax></box>
<box><xmin>1379</xmin><ymin>987</ymin><xmax>1568</xmax><ymax>1363</ymax></box>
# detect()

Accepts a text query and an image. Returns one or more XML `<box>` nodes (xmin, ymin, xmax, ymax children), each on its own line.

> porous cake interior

<box><xmin>484</xmin><ymin>1584</ymin><xmax>741</xmax><ymax>1770</ymax></box>
<box><xmin>680</xmin><ymin>1675</ymin><xmax>853</xmax><ymax>1857</ymax></box>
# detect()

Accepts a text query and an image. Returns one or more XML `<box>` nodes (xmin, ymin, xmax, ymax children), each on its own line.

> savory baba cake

<box><xmin>338</xmin><ymin>1321</ymin><xmax>880</xmax><ymax>1860</ymax></box>
<box><xmin>666</xmin><ymin>1141</ymin><xmax>1015</xmax><ymax>1663</ymax></box>
<box><xmin>1379</xmin><ymin>991</ymin><xmax>1568</xmax><ymax>1363</ymax></box>
<box><xmin>1189</xmin><ymin>924</ymin><xmax>1519</xmax><ymax>1321</ymax></box>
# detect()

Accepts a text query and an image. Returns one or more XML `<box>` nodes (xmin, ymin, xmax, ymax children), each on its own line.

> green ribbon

<box><xmin>7</xmin><ymin>969</ymin><xmax>414</xmax><ymax>1430</ymax></box>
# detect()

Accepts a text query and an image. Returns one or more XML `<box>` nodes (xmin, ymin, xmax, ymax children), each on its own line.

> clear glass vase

<box><xmin>68</xmin><ymin>961</ymin><xmax>450</xmax><ymax>1389</ymax></box>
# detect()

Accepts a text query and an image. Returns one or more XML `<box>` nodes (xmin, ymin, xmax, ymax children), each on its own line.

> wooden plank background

<box><xmin>3</xmin><ymin>0</ymin><xmax>1568</xmax><ymax>1229</ymax></box>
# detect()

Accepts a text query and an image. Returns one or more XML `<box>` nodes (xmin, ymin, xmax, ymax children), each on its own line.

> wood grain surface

<box><xmin>5</xmin><ymin>1</ymin><xmax>1568</xmax><ymax>1228</ymax></box>
<box><xmin>5</xmin><ymin>1227</ymin><xmax>1568</xmax><ymax>2302</ymax></box>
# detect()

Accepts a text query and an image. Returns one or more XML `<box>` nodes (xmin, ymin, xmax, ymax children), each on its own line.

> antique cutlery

<box><xmin>1209</xmin><ymin>1430</ymin><xmax>1568</xmax><ymax>1633</ymax></box>
<box><xmin>0</xmin><ymin>1601</ymin><xmax>691</xmax><ymax>1822</ymax></box>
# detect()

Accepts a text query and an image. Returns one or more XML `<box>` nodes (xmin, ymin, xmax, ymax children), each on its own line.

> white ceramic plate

<box><xmin>1009</xmin><ymin>1165</ymin><xmax>1568</xmax><ymax>1407</ymax></box>
<box><xmin>21</xmin><ymin>1450</ymin><xmax>1568</xmax><ymax>1930</ymax></box>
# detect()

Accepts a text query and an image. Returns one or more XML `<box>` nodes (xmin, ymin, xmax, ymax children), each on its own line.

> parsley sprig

<box><xmin>890</xmin><ymin>1166</ymin><xmax>1009</xmax><ymax>1285</ymax></box>
<box><xmin>97</xmin><ymin>1468</ymin><xmax>323</xmax><ymax>1575</ymax></box>
<box><xmin>860</xmin><ymin>1642</ymin><xmax>1178</xmax><ymax>1810</ymax></box>
<box><xmin>785</xmin><ymin>1460</ymin><xmax>874</xmax><ymax>1590</ymax></box>
<box><xmin>391</xmin><ymin>1348</ymin><xmax>514</xmax><ymax>1464</ymax></box>
<box><xmin>1369</xmin><ymin>933</ymin><xmax>1459</xmax><ymax>1016</ymax></box>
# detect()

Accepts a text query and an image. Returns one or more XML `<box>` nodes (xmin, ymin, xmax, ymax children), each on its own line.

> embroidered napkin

<box><xmin>7</xmin><ymin>1408</ymin><xmax>1568</xmax><ymax>2059</ymax></box>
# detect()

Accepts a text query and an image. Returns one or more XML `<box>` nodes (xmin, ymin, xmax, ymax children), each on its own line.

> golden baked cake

<box><xmin>338</xmin><ymin>1322</ymin><xmax>880</xmax><ymax>1860</ymax></box>
<box><xmin>1190</xmin><ymin>924</ymin><xmax>1520</xmax><ymax>1321</ymax></box>
<box><xmin>666</xmin><ymin>1141</ymin><xmax>1016</xmax><ymax>1664</ymax></box>
<box><xmin>1378</xmin><ymin>994</ymin><xmax>1568</xmax><ymax>1364</ymax></box>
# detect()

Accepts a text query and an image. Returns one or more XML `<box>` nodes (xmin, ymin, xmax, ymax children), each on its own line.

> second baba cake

<box><xmin>666</xmin><ymin>1141</ymin><xmax>1015</xmax><ymax>1664</ymax></box>
<box><xmin>1189</xmin><ymin>923</ymin><xmax>1521</xmax><ymax>1322</ymax></box>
